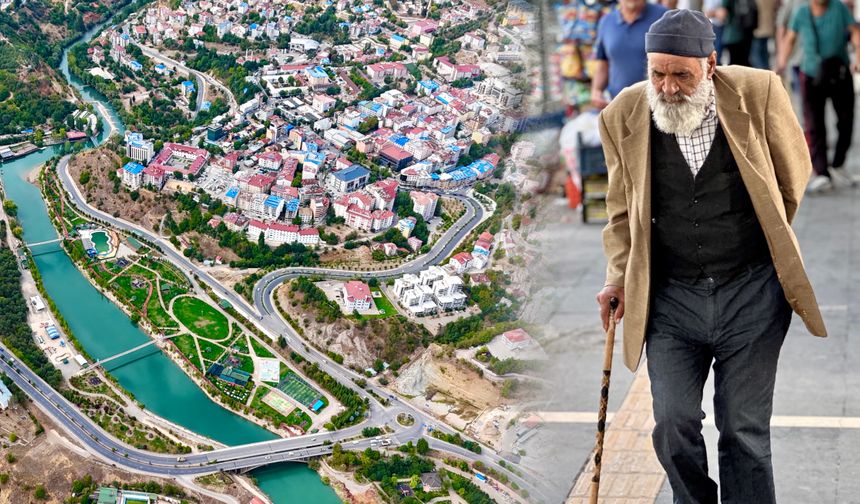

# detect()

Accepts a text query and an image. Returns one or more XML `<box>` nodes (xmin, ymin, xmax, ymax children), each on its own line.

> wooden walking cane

<box><xmin>590</xmin><ymin>296</ymin><xmax>619</xmax><ymax>504</ymax></box>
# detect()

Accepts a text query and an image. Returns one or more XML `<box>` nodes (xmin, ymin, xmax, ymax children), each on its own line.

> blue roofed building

<box><xmin>417</xmin><ymin>80</ymin><xmax>440</xmax><ymax>96</ymax></box>
<box><xmin>262</xmin><ymin>194</ymin><xmax>285</xmax><ymax>220</ymax></box>
<box><xmin>121</xmin><ymin>162</ymin><xmax>145</xmax><ymax>189</ymax></box>
<box><xmin>327</xmin><ymin>164</ymin><xmax>370</xmax><ymax>195</ymax></box>
<box><xmin>181</xmin><ymin>80</ymin><xmax>196</xmax><ymax>97</ymax></box>
<box><xmin>128</xmin><ymin>60</ymin><xmax>143</xmax><ymax>72</ymax></box>
<box><xmin>306</xmin><ymin>66</ymin><xmax>330</xmax><ymax>88</ymax></box>
<box><xmin>153</xmin><ymin>63</ymin><xmax>169</xmax><ymax>76</ymax></box>
<box><xmin>390</xmin><ymin>33</ymin><xmax>406</xmax><ymax>48</ymax></box>
<box><xmin>224</xmin><ymin>186</ymin><xmax>240</xmax><ymax>206</ymax></box>
<box><xmin>0</xmin><ymin>379</ymin><xmax>12</xmax><ymax>409</ymax></box>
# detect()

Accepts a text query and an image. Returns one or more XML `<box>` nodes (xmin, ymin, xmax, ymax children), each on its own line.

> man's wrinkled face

<box><xmin>646</xmin><ymin>52</ymin><xmax>717</xmax><ymax>136</ymax></box>
<box><xmin>648</xmin><ymin>52</ymin><xmax>714</xmax><ymax>100</ymax></box>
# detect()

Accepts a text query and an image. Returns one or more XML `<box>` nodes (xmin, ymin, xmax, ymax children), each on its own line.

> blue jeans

<box><xmin>713</xmin><ymin>24</ymin><xmax>724</xmax><ymax>65</ymax></box>
<box><xmin>750</xmin><ymin>37</ymin><xmax>771</xmax><ymax>69</ymax></box>
<box><xmin>646</xmin><ymin>261</ymin><xmax>793</xmax><ymax>504</ymax></box>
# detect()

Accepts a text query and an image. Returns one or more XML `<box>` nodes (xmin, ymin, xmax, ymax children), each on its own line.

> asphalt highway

<box><xmin>52</xmin><ymin>158</ymin><xmax>546</xmax><ymax>499</ymax></box>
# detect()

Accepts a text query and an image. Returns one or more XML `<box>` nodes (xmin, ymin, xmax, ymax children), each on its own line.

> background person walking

<box><xmin>777</xmin><ymin>0</ymin><xmax>860</xmax><ymax>192</ymax></box>
<box><xmin>591</xmin><ymin>0</ymin><xmax>667</xmax><ymax>107</ymax></box>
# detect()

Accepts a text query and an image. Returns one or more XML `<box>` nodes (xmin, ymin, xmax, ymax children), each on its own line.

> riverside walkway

<box><xmin>524</xmin><ymin>126</ymin><xmax>860</xmax><ymax>503</ymax></box>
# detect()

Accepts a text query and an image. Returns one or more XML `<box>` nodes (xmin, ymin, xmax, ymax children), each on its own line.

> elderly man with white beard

<box><xmin>594</xmin><ymin>9</ymin><xmax>828</xmax><ymax>504</ymax></box>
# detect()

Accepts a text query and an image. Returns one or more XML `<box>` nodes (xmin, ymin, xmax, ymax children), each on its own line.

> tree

<box><xmin>79</xmin><ymin>171</ymin><xmax>91</xmax><ymax>185</ymax></box>
<box><xmin>416</xmin><ymin>437</ymin><xmax>429</xmax><ymax>455</ymax></box>
<box><xmin>34</xmin><ymin>485</ymin><xmax>47</xmax><ymax>500</ymax></box>
<box><xmin>2</xmin><ymin>200</ymin><xmax>18</xmax><ymax>217</ymax></box>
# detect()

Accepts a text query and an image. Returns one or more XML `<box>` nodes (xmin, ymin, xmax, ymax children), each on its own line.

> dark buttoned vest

<box><xmin>650</xmin><ymin>121</ymin><xmax>770</xmax><ymax>281</ymax></box>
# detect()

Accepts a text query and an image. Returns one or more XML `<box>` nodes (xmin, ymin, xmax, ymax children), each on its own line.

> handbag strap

<box><xmin>808</xmin><ymin>7</ymin><xmax>822</xmax><ymax>59</ymax></box>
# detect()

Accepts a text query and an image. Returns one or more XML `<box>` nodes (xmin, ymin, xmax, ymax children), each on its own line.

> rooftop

<box><xmin>333</xmin><ymin>164</ymin><xmax>370</xmax><ymax>182</ymax></box>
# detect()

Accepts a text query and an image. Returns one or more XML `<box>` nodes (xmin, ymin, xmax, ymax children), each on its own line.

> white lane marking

<box><xmin>533</xmin><ymin>412</ymin><xmax>860</xmax><ymax>429</ymax></box>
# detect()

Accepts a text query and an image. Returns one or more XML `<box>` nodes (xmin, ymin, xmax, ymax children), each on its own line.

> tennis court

<box><xmin>277</xmin><ymin>373</ymin><xmax>322</xmax><ymax>407</ymax></box>
<box><xmin>262</xmin><ymin>390</ymin><xmax>295</xmax><ymax>417</ymax></box>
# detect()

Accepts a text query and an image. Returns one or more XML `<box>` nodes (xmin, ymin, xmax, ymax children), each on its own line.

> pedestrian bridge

<box><xmin>26</xmin><ymin>237</ymin><xmax>63</xmax><ymax>247</ymax></box>
<box><xmin>81</xmin><ymin>333</ymin><xmax>181</xmax><ymax>373</ymax></box>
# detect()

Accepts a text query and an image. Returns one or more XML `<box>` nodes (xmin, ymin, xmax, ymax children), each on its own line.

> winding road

<box><xmin>132</xmin><ymin>41</ymin><xmax>238</xmax><ymax>117</ymax></box>
<box><xmin>30</xmin><ymin>157</ymin><xmax>547</xmax><ymax>500</ymax></box>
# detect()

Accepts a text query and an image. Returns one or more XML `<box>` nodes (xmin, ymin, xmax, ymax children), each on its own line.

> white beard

<box><xmin>647</xmin><ymin>76</ymin><xmax>714</xmax><ymax>137</ymax></box>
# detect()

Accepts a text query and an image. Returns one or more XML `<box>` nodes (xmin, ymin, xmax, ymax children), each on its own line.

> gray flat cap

<box><xmin>645</xmin><ymin>9</ymin><xmax>715</xmax><ymax>58</ymax></box>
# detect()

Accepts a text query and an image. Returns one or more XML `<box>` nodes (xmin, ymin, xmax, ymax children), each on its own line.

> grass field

<box><xmin>199</xmin><ymin>341</ymin><xmax>227</xmax><ymax>363</ymax></box>
<box><xmin>254</xmin><ymin>389</ymin><xmax>311</xmax><ymax>431</ymax></box>
<box><xmin>126</xmin><ymin>264</ymin><xmax>158</xmax><ymax>281</ymax></box>
<box><xmin>277</xmin><ymin>372</ymin><xmax>322</xmax><ymax>407</ymax></box>
<box><xmin>228</xmin><ymin>334</ymin><xmax>250</xmax><ymax>354</ymax></box>
<box><xmin>250</xmin><ymin>337</ymin><xmax>275</xmax><ymax>358</ymax></box>
<box><xmin>237</xmin><ymin>354</ymin><xmax>255</xmax><ymax>374</ymax></box>
<box><xmin>173</xmin><ymin>297</ymin><xmax>230</xmax><ymax>341</ymax></box>
<box><xmin>145</xmin><ymin>292</ymin><xmax>176</xmax><ymax>329</ymax></box>
<box><xmin>142</xmin><ymin>257</ymin><xmax>187</xmax><ymax>286</ymax></box>
<box><xmin>171</xmin><ymin>334</ymin><xmax>201</xmax><ymax>370</ymax></box>
<box><xmin>362</xmin><ymin>288</ymin><xmax>395</xmax><ymax>319</ymax></box>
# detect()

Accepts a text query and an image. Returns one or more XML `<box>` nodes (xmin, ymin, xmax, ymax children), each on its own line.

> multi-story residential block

<box><xmin>342</xmin><ymin>281</ymin><xmax>372</xmax><ymax>312</ymax></box>
<box><xmin>448</xmin><ymin>252</ymin><xmax>473</xmax><ymax>274</ymax></box>
<box><xmin>120</xmin><ymin>162</ymin><xmax>145</xmax><ymax>190</ymax></box>
<box><xmin>398</xmin><ymin>216</ymin><xmax>416</xmax><ymax>238</ymax></box>
<box><xmin>435</xmin><ymin>56</ymin><xmax>481</xmax><ymax>82</ymax></box>
<box><xmin>366</xmin><ymin>62</ymin><xmax>407</xmax><ymax>83</ymax></box>
<box><xmin>410</xmin><ymin>191</ymin><xmax>439</xmax><ymax>221</ymax></box>
<box><xmin>407</xmin><ymin>236</ymin><xmax>423</xmax><ymax>252</ymax></box>
<box><xmin>247</xmin><ymin>221</ymin><xmax>319</xmax><ymax>246</ymax></box>
<box><xmin>124</xmin><ymin>132</ymin><xmax>154</xmax><ymax>163</ymax></box>
<box><xmin>312</xmin><ymin>93</ymin><xmax>337</xmax><ymax>114</ymax></box>
<box><xmin>327</xmin><ymin>165</ymin><xmax>370</xmax><ymax>195</ymax></box>
<box><xmin>393</xmin><ymin>266</ymin><xmax>466</xmax><ymax>315</ymax></box>
<box><xmin>143</xmin><ymin>165</ymin><xmax>165</xmax><ymax>190</ymax></box>
<box><xmin>256</xmin><ymin>151</ymin><xmax>283</xmax><ymax>171</ymax></box>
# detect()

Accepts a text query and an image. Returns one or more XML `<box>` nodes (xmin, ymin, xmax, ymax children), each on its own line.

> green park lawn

<box><xmin>228</xmin><ymin>333</ymin><xmax>250</xmax><ymax>354</ymax></box>
<box><xmin>145</xmin><ymin>293</ymin><xmax>176</xmax><ymax>330</ymax></box>
<box><xmin>171</xmin><ymin>334</ymin><xmax>201</xmax><ymax>370</ymax></box>
<box><xmin>142</xmin><ymin>257</ymin><xmax>187</xmax><ymax>286</ymax></box>
<box><xmin>126</xmin><ymin>264</ymin><xmax>158</xmax><ymax>281</ymax></box>
<box><xmin>173</xmin><ymin>297</ymin><xmax>230</xmax><ymax>341</ymax></box>
<box><xmin>199</xmin><ymin>341</ymin><xmax>227</xmax><ymax>363</ymax></box>
<box><xmin>250</xmin><ymin>337</ymin><xmax>275</xmax><ymax>358</ymax></box>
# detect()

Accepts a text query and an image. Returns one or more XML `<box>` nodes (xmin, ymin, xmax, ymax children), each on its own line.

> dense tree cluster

<box><xmin>164</xmin><ymin>191</ymin><xmax>319</xmax><ymax>269</ymax></box>
<box><xmin>0</xmin><ymin>247</ymin><xmax>63</xmax><ymax>387</ymax></box>
<box><xmin>187</xmin><ymin>47</ymin><xmax>258</xmax><ymax>104</ymax></box>
<box><xmin>300</xmin><ymin>361</ymin><xmax>366</xmax><ymax>428</ymax></box>
<box><xmin>445</xmin><ymin>470</ymin><xmax>494</xmax><ymax>504</ymax></box>
<box><xmin>290</xmin><ymin>277</ymin><xmax>342</xmax><ymax>323</ymax></box>
<box><xmin>430</xmin><ymin>431</ymin><xmax>482</xmax><ymax>454</ymax></box>
<box><xmin>293</xmin><ymin>6</ymin><xmax>350</xmax><ymax>44</ymax></box>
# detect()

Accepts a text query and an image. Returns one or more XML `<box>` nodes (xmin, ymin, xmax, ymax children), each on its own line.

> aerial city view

<box><xmin>0</xmin><ymin>0</ymin><xmax>544</xmax><ymax>502</ymax></box>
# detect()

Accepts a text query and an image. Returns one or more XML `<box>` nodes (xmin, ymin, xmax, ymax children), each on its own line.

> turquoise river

<box><xmin>0</xmin><ymin>20</ymin><xmax>340</xmax><ymax>504</ymax></box>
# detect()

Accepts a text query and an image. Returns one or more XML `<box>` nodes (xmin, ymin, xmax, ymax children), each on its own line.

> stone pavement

<box><xmin>566</xmin><ymin>369</ymin><xmax>665</xmax><ymax>504</ymax></box>
<box><xmin>524</xmin><ymin>124</ymin><xmax>860</xmax><ymax>503</ymax></box>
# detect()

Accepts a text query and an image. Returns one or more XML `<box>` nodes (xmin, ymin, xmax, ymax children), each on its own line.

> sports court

<box><xmin>262</xmin><ymin>390</ymin><xmax>295</xmax><ymax>417</ymax></box>
<box><xmin>277</xmin><ymin>372</ymin><xmax>322</xmax><ymax>409</ymax></box>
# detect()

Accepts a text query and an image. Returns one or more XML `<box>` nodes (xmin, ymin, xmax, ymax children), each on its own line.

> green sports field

<box><xmin>277</xmin><ymin>373</ymin><xmax>322</xmax><ymax>407</ymax></box>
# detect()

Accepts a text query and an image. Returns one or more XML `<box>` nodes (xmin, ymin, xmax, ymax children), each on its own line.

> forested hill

<box><xmin>0</xmin><ymin>0</ymin><xmax>138</xmax><ymax>136</ymax></box>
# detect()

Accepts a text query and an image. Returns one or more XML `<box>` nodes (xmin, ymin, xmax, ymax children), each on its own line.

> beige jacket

<box><xmin>598</xmin><ymin>65</ymin><xmax>827</xmax><ymax>372</ymax></box>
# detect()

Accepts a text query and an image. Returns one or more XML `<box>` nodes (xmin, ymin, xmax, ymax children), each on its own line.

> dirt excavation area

<box><xmin>68</xmin><ymin>147</ymin><xmax>173</xmax><ymax>232</ymax></box>
<box><xmin>394</xmin><ymin>344</ymin><xmax>516</xmax><ymax>431</ymax></box>
<box><xmin>0</xmin><ymin>402</ymin><xmax>255</xmax><ymax>503</ymax></box>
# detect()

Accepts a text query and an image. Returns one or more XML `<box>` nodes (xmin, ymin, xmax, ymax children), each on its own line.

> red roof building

<box><xmin>342</xmin><ymin>280</ymin><xmax>372</xmax><ymax>311</ymax></box>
